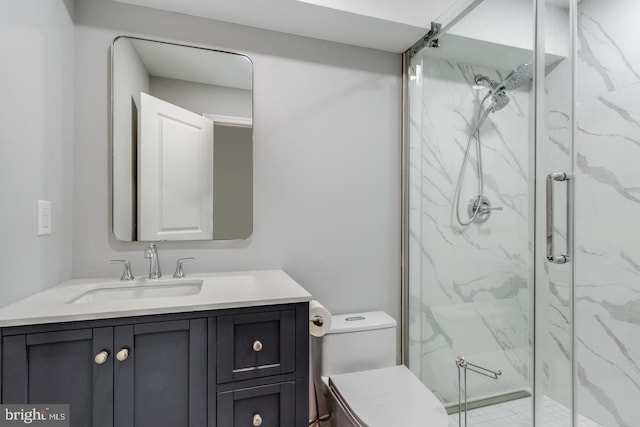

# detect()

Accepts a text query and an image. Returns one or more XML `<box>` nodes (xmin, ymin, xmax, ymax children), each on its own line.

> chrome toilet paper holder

<box><xmin>310</xmin><ymin>315</ymin><xmax>324</xmax><ymax>327</ymax></box>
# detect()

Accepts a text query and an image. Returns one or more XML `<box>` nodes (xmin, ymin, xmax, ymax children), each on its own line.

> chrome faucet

<box><xmin>110</xmin><ymin>259</ymin><xmax>135</xmax><ymax>281</ymax></box>
<box><xmin>143</xmin><ymin>243</ymin><xmax>161</xmax><ymax>279</ymax></box>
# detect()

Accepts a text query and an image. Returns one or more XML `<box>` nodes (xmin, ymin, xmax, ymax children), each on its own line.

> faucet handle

<box><xmin>173</xmin><ymin>257</ymin><xmax>195</xmax><ymax>279</ymax></box>
<box><xmin>110</xmin><ymin>259</ymin><xmax>135</xmax><ymax>281</ymax></box>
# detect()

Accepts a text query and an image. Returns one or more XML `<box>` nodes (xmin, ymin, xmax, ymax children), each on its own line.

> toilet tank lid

<box><xmin>327</xmin><ymin>311</ymin><xmax>396</xmax><ymax>334</ymax></box>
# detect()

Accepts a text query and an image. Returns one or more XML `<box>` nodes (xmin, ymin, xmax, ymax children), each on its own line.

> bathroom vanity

<box><xmin>0</xmin><ymin>270</ymin><xmax>311</xmax><ymax>427</ymax></box>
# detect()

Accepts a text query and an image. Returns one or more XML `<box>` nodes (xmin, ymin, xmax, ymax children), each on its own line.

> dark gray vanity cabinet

<box><xmin>213</xmin><ymin>308</ymin><xmax>303</xmax><ymax>427</ymax></box>
<box><xmin>1</xmin><ymin>319</ymin><xmax>207</xmax><ymax>427</ymax></box>
<box><xmin>2</xmin><ymin>327</ymin><xmax>114</xmax><ymax>427</ymax></box>
<box><xmin>0</xmin><ymin>302</ymin><xmax>309</xmax><ymax>427</ymax></box>
<box><xmin>112</xmin><ymin>319</ymin><xmax>208</xmax><ymax>427</ymax></box>
<box><xmin>217</xmin><ymin>382</ymin><xmax>296</xmax><ymax>426</ymax></box>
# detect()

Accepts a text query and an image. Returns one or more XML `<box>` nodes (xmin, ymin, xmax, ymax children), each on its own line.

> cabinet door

<box><xmin>113</xmin><ymin>319</ymin><xmax>207</xmax><ymax>427</ymax></box>
<box><xmin>217</xmin><ymin>382</ymin><xmax>296</xmax><ymax>427</ymax></box>
<box><xmin>2</xmin><ymin>327</ymin><xmax>113</xmax><ymax>427</ymax></box>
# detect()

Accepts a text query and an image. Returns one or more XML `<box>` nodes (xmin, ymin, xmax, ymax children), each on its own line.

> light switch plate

<box><xmin>37</xmin><ymin>200</ymin><xmax>51</xmax><ymax>236</ymax></box>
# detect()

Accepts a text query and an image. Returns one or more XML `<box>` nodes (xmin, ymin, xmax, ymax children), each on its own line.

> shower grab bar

<box><xmin>456</xmin><ymin>356</ymin><xmax>501</xmax><ymax>427</ymax></box>
<box><xmin>546</xmin><ymin>172</ymin><xmax>571</xmax><ymax>264</ymax></box>
<box><xmin>456</xmin><ymin>356</ymin><xmax>501</xmax><ymax>380</ymax></box>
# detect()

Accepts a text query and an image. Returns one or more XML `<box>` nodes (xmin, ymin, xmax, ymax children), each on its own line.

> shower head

<box><xmin>474</xmin><ymin>61</ymin><xmax>533</xmax><ymax>94</ymax></box>
<box><xmin>502</xmin><ymin>61</ymin><xmax>533</xmax><ymax>91</ymax></box>
<box><xmin>489</xmin><ymin>91</ymin><xmax>510</xmax><ymax>112</ymax></box>
<box><xmin>473</xmin><ymin>61</ymin><xmax>532</xmax><ymax>114</ymax></box>
<box><xmin>474</xmin><ymin>75</ymin><xmax>509</xmax><ymax>113</ymax></box>
<box><xmin>474</xmin><ymin>74</ymin><xmax>499</xmax><ymax>91</ymax></box>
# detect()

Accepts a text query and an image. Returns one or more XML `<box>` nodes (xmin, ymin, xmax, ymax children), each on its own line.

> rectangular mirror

<box><xmin>111</xmin><ymin>36</ymin><xmax>253</xmax><ymax>241</ymax></box>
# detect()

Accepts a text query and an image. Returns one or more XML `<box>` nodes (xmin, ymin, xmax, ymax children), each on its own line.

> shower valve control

<box><xmin>468</xmin><ymin>195</ymin><xmax>502</xmax><ymax>224</ymax></box>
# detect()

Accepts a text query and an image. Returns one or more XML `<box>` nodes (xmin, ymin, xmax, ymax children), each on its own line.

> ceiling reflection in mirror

<box><xmin>111</xmin><ymin>37</ymin><xmax>253</xmax><ymax>241</ymax></box>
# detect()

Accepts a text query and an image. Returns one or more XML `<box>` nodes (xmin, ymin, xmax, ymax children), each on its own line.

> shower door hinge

<box><xmin>408</xmin><ymin>22</ymin><xmax>442</xmax><ymax>57</ymax></box>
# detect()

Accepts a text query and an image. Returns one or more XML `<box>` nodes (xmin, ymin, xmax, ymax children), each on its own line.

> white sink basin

<box><xmin>68</xmin><ymin>281</ymin><xmax>203</xmax><ymax>304</ymax></box>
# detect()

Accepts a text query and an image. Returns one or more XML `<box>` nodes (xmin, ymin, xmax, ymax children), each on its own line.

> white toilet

<box><xmin>312</xmin><ymin>311</ymin><xmax>448</xmax><ymax>426</ymax></box>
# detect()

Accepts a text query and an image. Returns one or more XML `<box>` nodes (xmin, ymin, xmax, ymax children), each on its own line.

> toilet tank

<box><xmin>318</xmin><ymin>311</ymin><xmax>397</xmax><ymax>377</ymax></box>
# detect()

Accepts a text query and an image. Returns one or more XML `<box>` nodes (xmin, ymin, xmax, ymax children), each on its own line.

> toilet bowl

<box><xmin>312</xmin><ymin>311</ymin><xmax>448</xmax><ymax>427</ymax></box>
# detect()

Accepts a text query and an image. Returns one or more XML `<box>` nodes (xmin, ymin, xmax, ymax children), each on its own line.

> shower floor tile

<box><xmin>447</xmin><ymin>395</ymin><xmax>602</xmax><ymax>426</ymax></box>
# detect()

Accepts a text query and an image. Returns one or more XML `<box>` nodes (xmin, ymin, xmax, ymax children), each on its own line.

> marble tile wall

<box><xmin>407</xmin><ymin>55</ymin><xmax>533</xmax><ymax>405</ymax></box>
<box><xmin>409</xmin><ymin>1</ymin><xmax>640</xmax><ymax>424</ymax></box>
<box><xmin>575</xmin><ymin>0</ymin><xmax>640</xmax><ymax>426</ymax></box>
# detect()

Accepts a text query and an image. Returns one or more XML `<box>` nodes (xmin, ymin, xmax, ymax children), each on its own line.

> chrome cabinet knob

<box><xmin>94</xmin><ymin>351</ymin><xmax>109</xmax><ymax>365</ymax></box>
<box><xmin>252</xmin><ymin>414</ymin><xmax>263</xmax><ymax>426</ymax></box>
<box><xmin>252</xmin><ymin>340</ymin><xmax>263</xmax><ymax>352</ymax></box>
<box><xmin>116</xmin><ymin>348</ymin><xmax>130</xmax><ymax>362</ymax></box>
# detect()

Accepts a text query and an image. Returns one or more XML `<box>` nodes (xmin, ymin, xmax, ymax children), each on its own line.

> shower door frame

<box><xmin>533</xmin><ymin>1</ymin><xmax>578</xmax><ymax>426</ymax></box>
<box><xmin>400</xmin><ymin>0</ymin><xmax>578</xmax><ymax>426</ymax></box>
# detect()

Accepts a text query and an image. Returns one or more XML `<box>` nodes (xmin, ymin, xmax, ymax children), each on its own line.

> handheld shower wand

<box><xmin>452</xmin><ymin>61</ymin><xmax>533</xmax><ymax>227</ymax></box>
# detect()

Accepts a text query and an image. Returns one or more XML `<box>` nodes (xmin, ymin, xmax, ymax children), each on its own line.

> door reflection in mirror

<box><xmin>139</xmin><ymin>93</ymin><xmax>214</xmax><ymax>241</ymax></box>
<box><xmin>111</xmin><ymin>36</ymin><xmax>253</xmax><ymax>241</ymax></box>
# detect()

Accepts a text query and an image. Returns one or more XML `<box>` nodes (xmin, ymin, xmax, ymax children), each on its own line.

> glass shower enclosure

<box><xmin>402</xmin><ymin>0</ymin><xmax>578</xmax><ymax>425</ymax></box>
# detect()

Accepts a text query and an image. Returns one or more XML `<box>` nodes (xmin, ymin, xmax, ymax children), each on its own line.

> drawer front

<box><xmin>217</xmin><ymin>310</ymin><xmax>295</xmax><ymax>383</ymax></box>
<box><xmin>217</xmin><ymin>382</ymin><xmax>295</xmax><ymax>427</ymax></box>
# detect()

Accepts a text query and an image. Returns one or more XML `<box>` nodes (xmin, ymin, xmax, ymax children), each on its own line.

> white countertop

<box><xmin>0</xmin><ymin>270</ymin><xmax>312</xmax><ymax>327</ymax></box>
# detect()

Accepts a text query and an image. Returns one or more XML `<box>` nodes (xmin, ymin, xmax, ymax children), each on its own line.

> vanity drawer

<box><xmin>217</xmin><ymin>382</ymin><xmax>296</xmax><ymax>427</ymax></box>
<box><xmin>217</xmin><ymin>310</ymin><xmax>296</xmax><ymax>383</ymax></box>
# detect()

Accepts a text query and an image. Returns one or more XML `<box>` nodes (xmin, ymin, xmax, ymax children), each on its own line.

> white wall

<box><xmin>451</xmin><ymin>0</ymin><xmax>568</xmax><ymax>58</ymax></box>
<box><xmin>0</xmin><ymin>0</ymin><xmax>75</xmax><ymax>307</ymax></box>
<box><xmin>112</xmin><ymin>36</ymin><xmax>149</xmax><ymax>240</ymax></box>
<box><xmin>73</xmin><ymin>0</ymin><xmax>402</xmax><ymax>318</ymax></box>
<box><xmin>149</xmin><ymin>77</ymin><xmax>252</xmax><ymax>119</ymax></box>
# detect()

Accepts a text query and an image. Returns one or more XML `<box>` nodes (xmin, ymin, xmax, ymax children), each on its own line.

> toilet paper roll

<box><xmin>309</xmin><ymin>300</ymin><xmax>332</xmax><ymax>337</ymax></box>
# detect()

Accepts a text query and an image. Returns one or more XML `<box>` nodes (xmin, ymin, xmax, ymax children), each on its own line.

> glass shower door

<box><xmin>404</xmin><ymin>0</ymin><xmax>536</xmax><ymax>424</ymax></box>
<box><xmin>403</xmin><ymin>0</ymin><xmax>577</xmax><ymax>425</ymax></box>
<box><xmin>534</xmin><ymin>0</ymin><xmax>575</xmax><ymax>426</ymax></box>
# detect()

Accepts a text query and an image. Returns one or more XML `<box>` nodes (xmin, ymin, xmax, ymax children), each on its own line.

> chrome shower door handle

<box><xmin>546</xmin><ymin>172</ymin><xmax>570</xmax><ymax>264</ymax></box>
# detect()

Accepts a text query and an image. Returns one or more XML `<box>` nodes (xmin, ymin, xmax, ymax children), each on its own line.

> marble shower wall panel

<box><xmin>409</xmin><ymin>55</ymin><xmax>532</xmax><ymax>404</ymax></box>
<box><xmin>576</xmin><ymin>0</ymin><xmax>640</xmax><ymax>426</ymax></box>
<box><xmin>576</xmin><ymin>0</ymin><xmax>640</xmax><ymax>103</ymax></box>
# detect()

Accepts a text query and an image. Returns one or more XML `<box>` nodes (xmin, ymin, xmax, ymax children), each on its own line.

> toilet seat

<box><xmin>328</xmin><ymin>365</ymin><xmax>448</xmax><ymax>427</ymax></box>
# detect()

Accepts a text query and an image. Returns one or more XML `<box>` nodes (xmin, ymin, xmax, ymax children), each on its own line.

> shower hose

<box><xmin>452</xmin><ymin>93</ymin><xmax>493</xmax><ymax>227</ymax></box>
